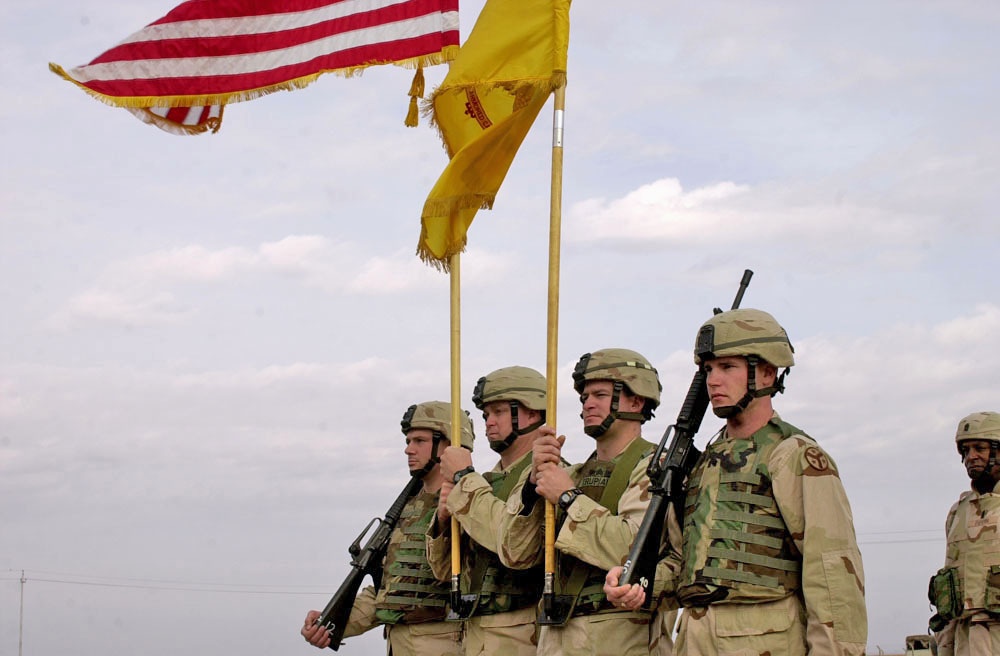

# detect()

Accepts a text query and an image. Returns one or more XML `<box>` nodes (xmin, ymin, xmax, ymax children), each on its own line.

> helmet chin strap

<box><xmin>582</xmin><ymin>382</ymin><xmax>646</xmax><ymax>438</ymax></box>
<box><xmin>711</xmin><ymin>356</ymin><xmax>789</xmax><ymax>419</ymax></box>
<box><xmin>489</xmin><ymin>402</ymin><xmax>545</xmax><ymax>453</ymax></box>
<box><xmin>410</xmin><ymin>431</ymin><xmax>446</xmax><ymax>478</ymax></box>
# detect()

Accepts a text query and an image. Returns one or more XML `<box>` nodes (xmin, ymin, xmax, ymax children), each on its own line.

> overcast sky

<box><xmin>2</xmin><ymin>1</ymin><xmax>999</xmax><ymax>654</ymax></box>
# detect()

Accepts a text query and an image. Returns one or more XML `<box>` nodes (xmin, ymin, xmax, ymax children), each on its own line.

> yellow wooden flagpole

<box><xmin>542</xmin><ymin>83</ymin><xmax>566</xmax><ymax>618</ymax></box>
<box><xmin>448</xmin><ymin>252</ymin><xmax>463</xmax><ymax>608</ymax></box>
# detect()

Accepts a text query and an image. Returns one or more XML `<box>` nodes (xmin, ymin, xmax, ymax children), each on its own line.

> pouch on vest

<box><xmin>927</xmin><ymin>566</ymin><xmax>962</xmax><ymax>629</ymax></box>
<box><xmin>986</xmin><ymin>564</ymin><xmax>1000</xmax><ymax>613</ymax></box>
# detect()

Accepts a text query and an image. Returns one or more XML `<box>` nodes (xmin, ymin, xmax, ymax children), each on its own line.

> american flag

<box><xmin>50</xmin><ymin>0</ymin><xmax>460</xmax><ymax>134</ymax></box>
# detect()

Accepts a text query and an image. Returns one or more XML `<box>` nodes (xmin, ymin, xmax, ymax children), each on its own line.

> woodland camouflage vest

<box><xmin>376</xmin><ymin>489</ymin><xmax>450</xmax><ymax>624</ymax></box>
<box><xmin>677</xmin><ymin>419</ymin><xmax>802</xmax><ymax>605</ymax></box>
<box><xmin>555</xmin><ymin>437</ymin><xmax>653</xmax><ymax>614</ymax></box>
<box><xmin>461</xmin><ymin>456</ymin><xmax>543</xmax><ymax>615</ymax></box>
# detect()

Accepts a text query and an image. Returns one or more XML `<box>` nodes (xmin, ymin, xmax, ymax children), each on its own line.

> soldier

<box><xmin>301</xmin><ymin>401</ymin><xmax>472</xmax><ymax>655</ymax></box>
<box><xmin>929</xmin><ymin>411</ymin><xmax>1000</xmax><ymax>656</ymax></box>
<box><xmin>426</xmin><ymin>366</ymin><xmax>548</xmax><ymax>655</ymax></box>
<box><xmin>497</xmin><ymin>349</ymin><xmax>662</xmax><ymax>656</ymax></box>
<box><xmin>605</xmin><ymin>308</ymin><xmax>868</xmax><ymax>656</ymax></box>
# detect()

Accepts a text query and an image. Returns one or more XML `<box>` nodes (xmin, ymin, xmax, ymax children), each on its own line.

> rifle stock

<box><xmin>618</xmin><ymin>270</ymin><xmax>753</xmax><ymax>605</ymax></box>
<box><xmin>316</xmin><ymin>475</ymin><xmax>423</xmax><ymax>650</ymax></box>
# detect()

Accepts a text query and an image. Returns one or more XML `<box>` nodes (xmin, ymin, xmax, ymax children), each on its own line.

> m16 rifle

<box><xmin>315</xmin><ymin>475</ymin><xmax>424</xmax><ymax>650</ymax></box>
<box><xmin>618</xmin><ymin>269</ymin><xmax>753</xmax><ymax>605</ymax></box>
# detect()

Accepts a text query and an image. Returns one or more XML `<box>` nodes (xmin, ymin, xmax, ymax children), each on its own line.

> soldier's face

<box><xmin>704</xmin><ymin>356</ymin><xmax>749</xmax><ymax>410</ymax></box>
<box><xmin>960</xmin><ymin>439</ymin><xmax>1000</xmax><ymax>481</ymax></box>
<box><xmin>580</xmin><ymin>380</ymin><xmax>614</xmax><ymax>429</ymax></box>
<box><xmin>482</xmin><ymin>401</ymin><xmax>514</xmax><ymax>441</ymax></box>
<box><xmin>704</xmin><ymin>356</ymin><xmax>776</xmax><ymax>410</ymax></box>
<box><xmin>404</xmin><ymin>428</ymin><xmax>438</xmax><ymax>471</ymax></box>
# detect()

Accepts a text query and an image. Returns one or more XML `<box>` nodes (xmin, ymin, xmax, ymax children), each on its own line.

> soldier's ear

<box><xmin>757</xmin><ymin>362</ymin><xmax>778</xmax><ymax>387</ymax></box>
<box><xmin>620</xmin><ymin>390</ymin><xmax>644</xmax><ymax>413</ymax></box>
<box><xmin>522</xmin><ymin>408</ymin><xmax>543</xmax><ymax>425</ymax></box>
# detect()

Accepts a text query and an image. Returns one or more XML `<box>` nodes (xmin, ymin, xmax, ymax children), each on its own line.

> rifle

<box><xmin>315</xmin><ymin>475</ymin><xmax>424</xmax><ymax>650</ymax></box>
<box><xmin>618</xmin><ymin>269</ymin><xmax>753</xmax><ymax>605</ymax></box>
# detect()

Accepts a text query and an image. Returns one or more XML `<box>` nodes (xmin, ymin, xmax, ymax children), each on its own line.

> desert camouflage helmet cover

<box><xmin>401</xmin><ymin>400</ymin><xmax>475</xmax><ymax>451</ymax></box>
<box><xmin>694</xmin><ymin>308</ymin><xmax>795</xmax><ymax>368</ymax></box>
<box><xmin>572</xmin><ymin>348</ymin><xmax>661</xmax><ymax>408</ymax></box>
<box><xmin>472</xmin><ymin>366</ymin><xmax>546</xmax><ymax>412</ymax></box>
<box><xmin>955</xmin><ymin>411</ymin><xmax>1000</xmax><ymax>446</ymax></box>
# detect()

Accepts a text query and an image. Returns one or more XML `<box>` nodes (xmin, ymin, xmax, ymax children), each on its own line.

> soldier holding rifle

<box><xmin>301</xmin><ymin>401</ymin><xmax>472</xmax><ymax>655</ymax></box>
<box><xmin>605</xmin><ymin>309</ymin><xmax>868</xmax><ymax>656</ymax></box>
<box><xmin>605</xmin><ymin>309</ymin><xmax>867</xmax><ymax>656</ymax></box>
<box><xmin>426</xmin><ymin>366</ymin><xmax>548</xmax><ymax>655</ymax></box>
<box><xmin>497</xmin><ymin>349</ymin><xmax>662</xmax><ymax>656</ymax></box>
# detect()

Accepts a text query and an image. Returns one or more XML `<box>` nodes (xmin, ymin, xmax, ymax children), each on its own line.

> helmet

<box><xmin>572</xmin><ymin>348</ymin><xmax>661</xmax><ymax>406</ymax></box>
<box><xmin>572</xmin><ymin>348</ymin><xmax>661</xmax><ymax>437</ymax></box>
<box><xmin>955</xmin><ymin>411</ymin><xmax>1000</xmax><ymax>449</ymax></box>
<box><xmin>694</xmin><ymin>308</ymin><xmax>794</xmax><ymax>367</ymax></box>
<box><xmin>472</xmin><ymin>366</ymin><xmax>547</xmax><ymax>412</ymax></box>
<box><xmin>472</xmin><ymin>366</ymin><xmax>547</xmax><ymax>453</ymax></box>
<box><xmin>401</xmin><ymin>401</ymin><xmax>475</xmax><ymax>451</ymax></box>
<box><xmin>694</xmin><ymin>308</ymin><xmax>794</xmax><ymax>418</ymax></box>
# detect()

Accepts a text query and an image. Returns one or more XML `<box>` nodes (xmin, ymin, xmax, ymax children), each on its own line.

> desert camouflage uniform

<box><xmin>932</xmin><ymin>479</ymin><xmax>1000</xmax><ymax>656</ymax></box>
<box><xmin>497</xmin><ymin>436</ymin><xmax>655</xmax><ymax>656</ymax></box>
<box><xmin>660</xmin><ymin>412</ymin><xmax>866</xmax><ymax>656</ymax></box>
<box><xmin>426</xmin><ymin>451</ymin><xmax>542</xmax><ymax>656</ymax></box>
<box><xmin>343</xmin><ymin>488</ymin><xmax>462</xmax><ymax>656</ymax></box>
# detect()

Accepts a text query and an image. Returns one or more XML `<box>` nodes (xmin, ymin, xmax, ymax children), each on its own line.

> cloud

<box><xmin>57</xmin><ymin>289</ymin><xmax>190</xmax><ymax>327</ymax></box>
<box><xmin>0</xmin><ymin>380</ymin><xmax>25</xmax><ymax>419</ymax></box>
<box><xmin>567</xmin><ymin>176</ymin><xmax>939</xmax><ymax>260</ymax></box>
<box><xmin>49</xmin><ymin>237</ymin><xmax>515</xmax><ymax>329</ymax></box>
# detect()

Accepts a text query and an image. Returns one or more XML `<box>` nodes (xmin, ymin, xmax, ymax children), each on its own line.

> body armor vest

<box><xmin>944</xmin><ymin>486</ymin><xmax>1000</xmax><ymax>615</ymax></box>
<box><xmin>376</xmin><ymin>489</ymin><xmax>450</xmax><ymax>624</ymax></box>
<box><xmin>462</xmin><ymin>456</ymin><xmax>543</xmax><ymax>615</ymax></box>
<box><xmin>555</xmin><ymin>437</ymin><xmax>653</xmax><ymax>615</ymax></box>
<box><xmin>677</xmin><ymin>419</ymin><xmax>802</xmax><ymax>606</ymax></box>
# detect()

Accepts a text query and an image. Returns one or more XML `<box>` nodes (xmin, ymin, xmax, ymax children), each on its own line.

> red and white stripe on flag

<box><xmin>50</xmin><ymin>0</ymin><xmax>460</xmax><ymax>135</ymax></box>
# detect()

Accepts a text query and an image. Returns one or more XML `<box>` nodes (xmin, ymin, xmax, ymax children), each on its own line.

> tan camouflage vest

<box><xmin>944</xmin><ymin>485</ymin><xmax>1000</xmax><ymax>614</ymax></box>
<box><xmin>556</xmin><ymin>437</ymin><xmax>653</xmax><ymax>614</ymax></box>
<box><xmin>461</xmin><ymin>455</ymin><xmax>544</xmax><ymax>615</ymax></box>
<box><xmin>375</xmin><ymin>489</ymin><xmax>450</xmax><ymax>624</ymax></box>
<box><xmin>677</xmin><ymin>419</ymin><xmax>802</xmax><ymax>605</ymax></box>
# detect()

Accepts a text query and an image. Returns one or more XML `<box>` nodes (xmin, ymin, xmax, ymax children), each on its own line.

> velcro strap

<box><xmin>709</xmin><ymin>528</ymin><xmax>784</xmax><ymax>550</ymax></box>
<box><xmin>714</xmin><ymin>508</ymin><xmax>785</xmax><ymax>530</ymax></box>
<box><xmin>392</xmin><ymin>553</ymin><xmax>432</xmax><ymax>565</ymax></box>
<box><xmin>720</xmin><ymin>471</ymin><xmax>761</xmax><ymax>485</ymax></box>
<box><xmin>384</xmin><ymin>595</ymin><xmax>447</xmax><ymax>607</ymax></box>
<box><xmin>702</xmin><ymin>566</ymin><xmax>779</xmax><ymax>589</ymax></box>
<box><xmin>390</xmin><ymin>581</ymin><xmax>447</xmax><ymax>595</ymax></box>
<box><xmin>717</xmin><ymin>488</ymin><xmax>774</xmax><ymax>508</ymax></box>
<box><xmin>706</xmin><ymin>546</ymin><xmax>801</xmax><ymax>572</ymax></box>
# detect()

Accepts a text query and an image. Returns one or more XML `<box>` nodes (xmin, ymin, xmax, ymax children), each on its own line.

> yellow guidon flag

<box><xmin>418</xmin><ymin>0</ymin><xmax>571</xmax><ymax>269</ymax></box>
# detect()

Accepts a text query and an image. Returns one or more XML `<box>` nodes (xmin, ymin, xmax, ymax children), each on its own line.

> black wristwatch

<box><xmin>453</xmin><ymin>465</ymin><xmax>475</xmax><ymax>484</ymax></box>
<box><xmin>557</xmin><ymin>487</ymin><xmax>584</xmax><ymax>511</ymax></box>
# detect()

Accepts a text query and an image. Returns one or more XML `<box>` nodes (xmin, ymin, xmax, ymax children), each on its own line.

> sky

<box><xmin>2</xmin><ymin>0</ymin><xmax>999</xmax><ymax>654</ymax></box>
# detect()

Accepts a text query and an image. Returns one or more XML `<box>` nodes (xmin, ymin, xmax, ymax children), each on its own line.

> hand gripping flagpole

<box><xmin>541</xmin><ymin>83</ymin><xmax>566</xmax><ymax>622</ymax></box>
<box><xmin>449</xmin><ymin>253</ymin><xmax>464</xmax><ymax>613</ymax></box>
